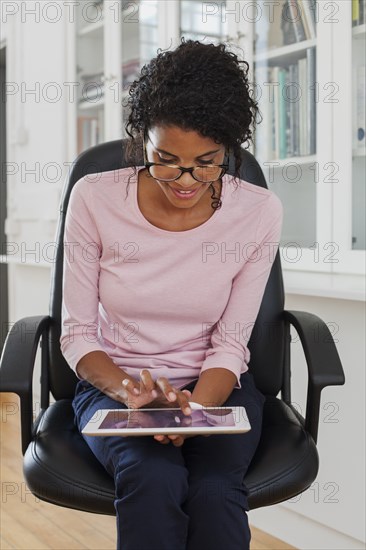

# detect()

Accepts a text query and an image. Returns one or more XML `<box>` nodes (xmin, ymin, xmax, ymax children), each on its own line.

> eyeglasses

<box><xmin>142</xmin><ymin>135</ymin><xmax>229</xmax><ymax>184</ymax></box>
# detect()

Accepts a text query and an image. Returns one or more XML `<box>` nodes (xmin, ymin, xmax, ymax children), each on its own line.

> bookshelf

<box><xmin>73</xmin><ymin>0</ymin><xmax>159</xmax><ymax>157</ymax></box>
<box><xmin>252</xmin><ymin>0</ymin><xmax>319</xmax><ymax>263</ymax></box>
<box><xmin>75</xmin><ymin>1</ymin><xmax>105</xmax><ymax>155</ymax></box>
<box><xmin>240</xmin><ymin>0</ymin><xmax>365</xmax><ymax>277</ymax></box>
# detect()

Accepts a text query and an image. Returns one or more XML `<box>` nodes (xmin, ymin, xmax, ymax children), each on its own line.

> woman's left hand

<box><xmin>154</xmin><ymin>433</ymin><xmax>194</xmax><ymax>447</ymax></box>
<box><xmin>154</xmin><ymin>433</ymin><xmax>211</xmax><ymax>446</ymax></box>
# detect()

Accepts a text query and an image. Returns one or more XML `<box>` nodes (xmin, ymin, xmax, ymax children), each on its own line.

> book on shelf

<box><xmin>287</xmin><ymin>0</ymin><xmax>306</xmax><ymax>42</ymax></box>
<box><xmin>352</xmin><ymin>0</ymin><xmax>366</xmax><ymax>26</ymax></box>
<box><xmin>284</xmin><ymin>69</ymin><xmax>292</xmax><ymax>157</ymax></box>
<box><xmin>77</xmin><ymin>116</ymin><xmax>99</xmax><ymax>153</ymax></box>
<box><xmin>289</xmin><ymin>63</ymin><xmax>299</xmax><ymax>156</ymax></box>
<box><xmin>299</xmin><ymin>0</ymin><xmax>316</xmax><ymax>39</ymax></box>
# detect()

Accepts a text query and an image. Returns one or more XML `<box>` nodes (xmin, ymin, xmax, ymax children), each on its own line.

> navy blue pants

<box><xmin>72</xmin><ymin>371</ymin><xmax>266</xmax><ymax>550</ymax></box>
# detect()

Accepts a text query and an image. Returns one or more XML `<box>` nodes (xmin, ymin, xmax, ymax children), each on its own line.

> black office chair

<box><xmin>0</xmin><ymin>138</ymin><xmax>345</xmax><ymax>515</ymax></box>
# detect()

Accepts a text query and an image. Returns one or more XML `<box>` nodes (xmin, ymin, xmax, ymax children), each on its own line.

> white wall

<box><xmin>250</xmin><ymin>293</ymin><xmax>365</xmax><ymax>549</ymax></box>
<box><xmin>1</xmin><ymin>3</ymin><xmax>365</xmax><ymax>549</ymax></box>
<box><xmin>1</xmin><ymin>2</ymin><xmax>69</xmax><ymax>412</ymax></box>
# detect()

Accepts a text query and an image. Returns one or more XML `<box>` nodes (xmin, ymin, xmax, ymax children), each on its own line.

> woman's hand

<box><xmin>154</xmin><ymin>432</ymin><xmax>211</xmax><ymax>446</ymax></box>
<box><xmin>154</xmin><ymin>433</ymin><xmax>193</xmax><ymax>446</ymax></box>
<box><xmin>121</xmin><ymin>370</ymin><xmax>212</xmax><ymax>446</ymax></box>
<box><xmin>121</xmin><ymin>369</ymin><xmax>192</xmax><ymax>415</ymax></box>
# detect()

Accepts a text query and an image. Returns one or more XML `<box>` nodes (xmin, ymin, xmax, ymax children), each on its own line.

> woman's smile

<box><xmin>169</xmin><ymin>185</ymin><xmax>203</xmax><ymax>199</ymax></box>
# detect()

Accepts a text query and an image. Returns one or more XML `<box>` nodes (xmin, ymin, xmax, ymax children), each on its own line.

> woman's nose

<box><xmin>175</xmin><ymin>170</ymin><xmax>198</xmax><ymax>187</ymax></box>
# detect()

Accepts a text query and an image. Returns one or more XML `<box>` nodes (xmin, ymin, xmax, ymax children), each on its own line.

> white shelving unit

<box><xmin>237</xmin><ymin>0</ymin><xmax>365</xmax><ymax>284</ymax></box>
<box><xmin>332</xmin><ymin>1</ymin><xmax>366</xmax><ymax>273</ymax></box>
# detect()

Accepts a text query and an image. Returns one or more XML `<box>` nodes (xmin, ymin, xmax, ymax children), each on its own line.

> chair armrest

<box><xmin>0</xmin><ymin>315</ymin><xmax>52</xmax><ymax>455</ymax></box>
<box><xmin>283</xmin><ymin>310</ymin><xmax>345</xmax><ymax>444</ymax></box>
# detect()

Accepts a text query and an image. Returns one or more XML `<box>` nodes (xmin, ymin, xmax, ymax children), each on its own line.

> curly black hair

<box><xmin>123</xmin><ymin>37</ymin><xmax>261</xmax><ymax>210</ymax></box>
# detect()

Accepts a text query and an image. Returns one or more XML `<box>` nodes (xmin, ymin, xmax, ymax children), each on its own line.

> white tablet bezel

<box><xmin>81</xmin><ymin>405</ymin><xmax>251</xmax><ymax>437</ymax></box>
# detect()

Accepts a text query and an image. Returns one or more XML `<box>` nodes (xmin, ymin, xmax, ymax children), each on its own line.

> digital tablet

<box><xmin>81</xmin><ymin>402</ymin><xmax>251</xmax><ymax>436</ymax></box>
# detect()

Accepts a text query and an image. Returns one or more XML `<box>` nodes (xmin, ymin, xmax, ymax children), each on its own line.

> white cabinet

<box><xmin>238</xmin><ymin>0</ymin><xmax>365</xmax><ymax>282</ymax></box>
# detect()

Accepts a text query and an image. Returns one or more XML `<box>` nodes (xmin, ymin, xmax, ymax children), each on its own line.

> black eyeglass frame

<box><xmin>142</xmin><ymin>135</ymin><xmax>230</xmax><ymax>184</ymax></box>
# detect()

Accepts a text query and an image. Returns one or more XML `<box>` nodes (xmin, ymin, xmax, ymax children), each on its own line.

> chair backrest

<box><xmin>48</xmin><ymin>138</ymin><xmax>285</xmax><ymax>400</ymax></box>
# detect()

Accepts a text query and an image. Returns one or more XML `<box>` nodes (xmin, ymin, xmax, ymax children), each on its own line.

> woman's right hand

<box><xmin>121</xmin><ymin>369</ymin><xmax>192</xmax><ymax>416</ymax></box>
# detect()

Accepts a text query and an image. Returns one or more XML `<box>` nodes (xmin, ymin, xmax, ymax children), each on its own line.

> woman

<box><xmin>60</xmin><ymin>38</ymin><xmax>283</xmax><ymax>550</ymax></box>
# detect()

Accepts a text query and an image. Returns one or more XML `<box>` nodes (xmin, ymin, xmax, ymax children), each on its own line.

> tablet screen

<box><xmin>98</xmin><ymin>407</ymin><xmax>236</xmax><ymax>431</ymax></box>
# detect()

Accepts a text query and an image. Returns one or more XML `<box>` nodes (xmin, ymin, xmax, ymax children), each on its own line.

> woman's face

<box><xmin>143</xmin><ymin>125</ymin><xmax>226</xmax><ymax>212</ymax></box>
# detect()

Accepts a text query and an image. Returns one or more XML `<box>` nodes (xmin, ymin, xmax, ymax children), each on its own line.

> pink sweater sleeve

<box><xmin>199</xmin><ymin>192</ymin><xmax>283</xmax><ymax>389</ymax></box>
<box><xmin>60</xmin><ymin>177</ymin><xmax>106</xmax><ymax>378</ymax></box>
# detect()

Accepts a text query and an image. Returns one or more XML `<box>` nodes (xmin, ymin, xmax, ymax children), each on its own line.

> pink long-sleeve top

<box><xmin>60</xmin><ymin>165</ymin><xmax>283</xmax><ymax>390</ymax></box>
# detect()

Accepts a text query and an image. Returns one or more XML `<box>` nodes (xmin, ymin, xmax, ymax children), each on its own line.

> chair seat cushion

<box><xmin>23</xmin><ymin>396</ymin><xmax>318</xmax><ymax>514</ymax></box>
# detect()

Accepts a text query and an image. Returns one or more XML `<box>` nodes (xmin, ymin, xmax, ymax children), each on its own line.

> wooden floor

<box><xmin>0</xmin><ymin>394</ymin><xmax>296</xmax><ymax>550</ymax></box>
